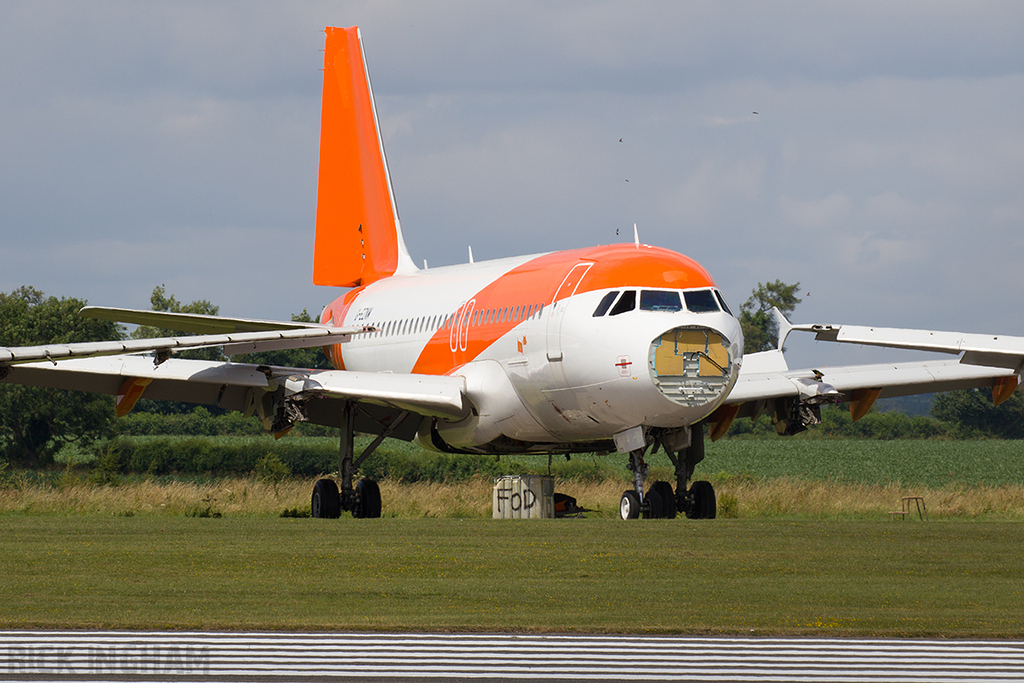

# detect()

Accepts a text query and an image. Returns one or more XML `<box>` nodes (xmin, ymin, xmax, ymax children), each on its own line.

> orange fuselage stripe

<box><xmin>322</xmin><ymin>243</ymin><xmax>717</xmax><ymax>376</ymax></box>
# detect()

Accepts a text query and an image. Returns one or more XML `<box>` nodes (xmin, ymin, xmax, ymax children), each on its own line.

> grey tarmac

<box><xmin>2</xmin><ymin>631</ymin><xmax>1023</xmax><ymax>682</ymax></box>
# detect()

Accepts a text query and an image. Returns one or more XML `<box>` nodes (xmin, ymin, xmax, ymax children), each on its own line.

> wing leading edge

<box><xmin>707</xmin><ymin>311</ymin><xmax>1022</xmax><ymax>440</ymax></box>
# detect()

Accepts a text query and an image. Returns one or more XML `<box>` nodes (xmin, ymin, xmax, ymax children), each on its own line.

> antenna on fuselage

<box><xmin>633</xmin><ymin>223</ymin><xmax>640</xmax><ymax>247</ymax></box>
<box><xmin>468</xmin><ymin>246</ymin><xmax>474</xmax><ymax>264</ymax></box>
<box><xmin>423</xmin><ymin>259</ymin><xmax>429</xmax><ymax>269</ymax></box>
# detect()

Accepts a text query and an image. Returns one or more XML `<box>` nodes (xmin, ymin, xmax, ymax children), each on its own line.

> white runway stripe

<box><xmin>2</xmin><ymin>632</ymin><xmax>1023</xmax><ymax>682</ymax></box>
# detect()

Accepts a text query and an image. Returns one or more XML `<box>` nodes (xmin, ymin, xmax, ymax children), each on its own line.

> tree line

<box><xmin>2</xmin><ymin>283</ymin><xmax>1021</xmax><ymax>470</ymax></box>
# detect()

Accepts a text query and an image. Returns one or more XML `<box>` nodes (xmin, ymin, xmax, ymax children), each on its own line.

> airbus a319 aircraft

<box><xmin>3</xmin><ymin>27</ymin><xmax>1022</xmax><ymax>520</ymax></box>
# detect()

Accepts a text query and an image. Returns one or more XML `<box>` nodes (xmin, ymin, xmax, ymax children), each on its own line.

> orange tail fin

<box><xmin>313</xmin><ymin>26</ymin><xmax>416</xmax><ymax>288</ymax></box>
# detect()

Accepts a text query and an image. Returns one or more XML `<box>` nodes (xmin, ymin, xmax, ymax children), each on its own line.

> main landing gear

<box><xmin>311</xmin><ymin>403</ymin><xmax>409</xmax><ymax>519</ymax></box>
<box><xmin>618</xmin><ymin>425</ymin><xmax>716</xmax><ymax>520</ymax></box>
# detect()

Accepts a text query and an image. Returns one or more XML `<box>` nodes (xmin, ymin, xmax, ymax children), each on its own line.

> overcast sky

<box><xmin>1</xmin><ymin>1</ymin><xmax>1022</xmax><ymax>366</ymax></box>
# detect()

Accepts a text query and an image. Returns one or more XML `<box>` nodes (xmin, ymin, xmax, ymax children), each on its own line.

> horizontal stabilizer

<box><xmin>81</xmin><ymin>306</ymin><xmax>328</xmax><ymax>334</ymax></box>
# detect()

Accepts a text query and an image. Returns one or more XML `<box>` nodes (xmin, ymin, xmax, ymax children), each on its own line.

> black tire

<box><xmin>687</xmin><ymin>480</ymin><xmax>716</xmax><ymax>520</ymax></box>
<box><xmin>643</xmin><ymin>487</ymin><xmax>663</xmax><ymax>519</ymax></box>
<box><xmin>311</xmin><ymin>479</ymin><xmax>341</xmax><ymax>519</ymax></box>
<box><xmin>651</xmin><ymin>480</ymin><xmax>677</xmax><ymax>519</ymax></box>
<box><xmin>620</xmin><ymin>490</ymin><xmax>641</xmax><ymax>520</ymax></box>
<box><xmin>355</xmin><ymin>478</ymin><xmax>382</xmax><ymax>519</ymax></box>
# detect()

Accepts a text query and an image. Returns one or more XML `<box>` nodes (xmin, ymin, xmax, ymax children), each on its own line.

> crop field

<box><xmin>527</xmin><ymin>438</ymin><xmax>1024</xmax><ymax>488</ymax></box>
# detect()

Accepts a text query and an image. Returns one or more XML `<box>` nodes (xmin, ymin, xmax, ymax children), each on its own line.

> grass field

<box><xmin>1</xmin><ymin>516</ymin><xmax>1021</xmax><ymax>636</ymax></box>
<box><xmin>4</xmin><ymin>438</ymin><xmax>1022</xmax><ymax>636</ymax></box>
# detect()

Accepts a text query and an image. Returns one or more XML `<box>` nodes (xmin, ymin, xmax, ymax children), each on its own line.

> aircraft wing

<box><xmin>727</xmin><ymin>352</ymin><xmax>1014</xmax><ymax>409</ymax></box>
<box><xmin>786</xmin><ymin>319</ymin><xmax>1024</xmax><ymax>372</ymax></box>
<box><xmin>1</xmin><ymin>310</ymin><xmax>465</xmax><ymax>436</ymax></box>
<box><xmin>707</xmin><ymin>313</ymin><xmax>1023</xmax><ymax>439</ymax></box>
<box><xmin>0</xmin><ymin>326</ymin><xmax>366</xmax><ymax>365</ymax></box>
<box><xmin>2</xmin><ymin>354</ymin><xmax>468</xmax><ymax>428</ymax></box>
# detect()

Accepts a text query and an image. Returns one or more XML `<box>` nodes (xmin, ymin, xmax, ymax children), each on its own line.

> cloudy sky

<box><xmin>1</xmin><ymin>1</ymin><xmax>1022</xmax><ymax>366</ymax></box>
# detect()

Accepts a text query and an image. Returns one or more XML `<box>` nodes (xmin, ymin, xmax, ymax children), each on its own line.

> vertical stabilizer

<box><xmin>313</xmin><ymin>26</ymin><xmax>417</xmax><ymax>288</ymax></box>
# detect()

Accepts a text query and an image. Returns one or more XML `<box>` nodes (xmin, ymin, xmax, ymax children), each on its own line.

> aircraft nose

<box><xmin>647</xmin><ymin>325</ymin><xmax>737</xmax><ymax>409</ymax></box>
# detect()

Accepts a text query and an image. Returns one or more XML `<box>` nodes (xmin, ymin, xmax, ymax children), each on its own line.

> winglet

<box><xmin>313</xmin><ymin>26</ymin><xmax>417</xmax><ymax>288</ymax></box>
<box><xmin>773</xmin><ymin>306</ymin><xmax>793</xmax><ymax>351</ymax></box>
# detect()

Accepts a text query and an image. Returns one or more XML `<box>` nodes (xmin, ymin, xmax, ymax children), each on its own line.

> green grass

<box><xmin>1</xmin><ymin>516</ymin><xmax>1022</xmax><ymax>636</ymax></box>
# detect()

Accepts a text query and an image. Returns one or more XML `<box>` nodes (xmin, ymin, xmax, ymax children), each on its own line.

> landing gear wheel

<box><xmin>651</xmin><ymin>480</ymin><xmax>677</xmax><ymax>519</ymax></box>
<box><xmin>354</xmin><ymin>478</ymin><xmax>382</xmax><ymax>519</ymax></box>
<box><xmin>686</xmin><ymin>480</ymin><xmax>716</xmax><ymax>520</ymax></box>
<box><xmin>642</xmin><ymin>487</ymin><xmax>663</xmax><ymax>519</ymax></box>
<box><xmin>620</xmin><ymin>490</ymin><xmax>641</xmax><ymax>520</ymax></box>
<box><xmin>311</xmin><ymin>479</ymin><xmax>341</xmax><ymax>519</ymax></box>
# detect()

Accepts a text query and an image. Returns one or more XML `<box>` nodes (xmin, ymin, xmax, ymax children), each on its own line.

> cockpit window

<box><xmin>640</xmin><ymin>290</ymin><xmax>683</xmax><ymax>312</ymax></box>
<box><xmin>593</xmin><ymin>291</ymin><xmax>619</xmax><ymax>317</ymax></box>
<box><xmin>609</xmin><ymin>290</ymin><xmax>636</xmax><ymax>316</ymax></box>
<box><xmin>683</xmin><ymin>289</ymin><xmax>720</xmax><ymax>313</ymax></box>
<box><xmin>714</xmin><ymin>290</ymin><xmax>733</xmax><ymax>316</ymax></box>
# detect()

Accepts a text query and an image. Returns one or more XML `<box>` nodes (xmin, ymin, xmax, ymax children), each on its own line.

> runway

<box><xmin>3</xmin><ymin>631</ymin><xmax>1023</xmax><ymax>682</ymax></box>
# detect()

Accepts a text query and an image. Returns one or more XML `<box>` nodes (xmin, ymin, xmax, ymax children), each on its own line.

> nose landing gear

<box><xmin>618</xmin><ymin>425</ymin><xmax>717</xmax><ymax>520</ymax></box>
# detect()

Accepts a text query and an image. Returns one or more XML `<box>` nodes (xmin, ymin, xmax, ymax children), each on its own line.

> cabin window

<box><xmin>684</xmin><ymin>289</ymin><xmax>720</xmax><ymax>313</ymax></box>
<box><xmin>609</xmin><ymin>290</ymin><xmax>636</xmax><ymax>316</ymax></box>
<box><xmin>640</xmin><ymin>290</ymin><xmax>683</xmax><ymax>312</ymax></box>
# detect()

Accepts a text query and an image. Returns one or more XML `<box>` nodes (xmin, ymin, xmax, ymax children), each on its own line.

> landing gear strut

<box><xmin>664</xmin><ymin>424</ymin><xmax>716</xmax><ymax>519</ymax></box>
<box><xmin>311</xmin><ymin>403</ymin><xmax>409</xmax><ymax>519</ymax></box>
<box><xmin>618</xmin><ymin>425</ymin><xmax>717</xmax><ymax>520</ymax></box>
<box><xmin>619</xmin><ymin>448</ymin><xmax>679</xmax><ymax>519</ymax></box>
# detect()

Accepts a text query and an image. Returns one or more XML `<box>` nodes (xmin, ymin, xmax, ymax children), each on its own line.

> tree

<box><xmin>739</xmin><ymin>280</ymin><xmax>802</xmax><ymax>354</ymax></box>
<box><xmin>931</xmin><ymin>388</ymin><xmax>1024</xmax><ymax>439</ymax></box>
<box><xmin>0</xmin><ymin>287</ymin><xmax>123</xmax><ymax>468</ymax></box>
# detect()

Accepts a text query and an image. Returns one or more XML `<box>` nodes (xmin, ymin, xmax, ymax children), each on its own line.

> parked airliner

<box><xmin>2</xmin><ymin>27</ymin><xmax>1021</xmax><ymax>520</ymax></box>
